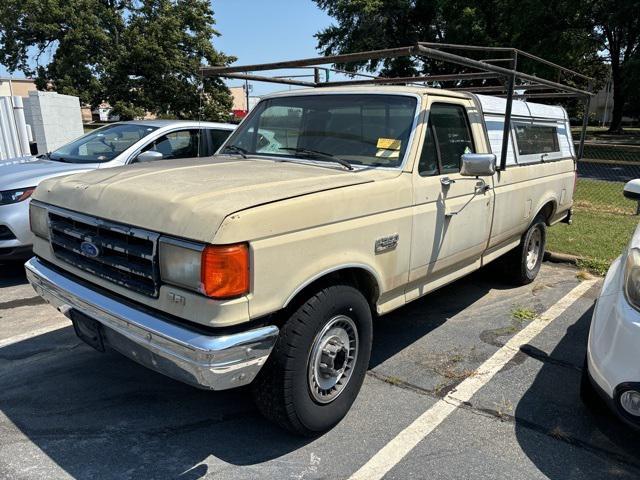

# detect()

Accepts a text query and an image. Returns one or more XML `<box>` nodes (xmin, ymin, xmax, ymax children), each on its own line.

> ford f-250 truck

<box><xmin>25</xmin><ymin>84</ymin><xmax>575</xmax><ymax>435</ymax></box>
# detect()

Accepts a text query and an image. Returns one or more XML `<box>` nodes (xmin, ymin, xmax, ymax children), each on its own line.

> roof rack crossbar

<box><xmin>415</xmin><ymin>45</ymin><xmax>591</xmax><ymax>96</ymax></box>
<box><xmin>317</xmin><ymin>72</ymin><xmax>500</xmax><ymax>88</ymax></box>
<box><xmin>450</xmin><ymin>83</ymin><xmax>556</xmax><ymax>93</ymax></box>
<box><xmin>219</xmin><ymin>72</ymin><xmax>316</xmax><ymax>87</ymax></box>
<box><xmin>417</xmin><ymin>42</ymin><xmax>592</xmax><ymax>82</ymax></box>
<box><xmin>202</xmin><ymin>46</ymin><xmax>419</xmax><ymax>75</ymax></box>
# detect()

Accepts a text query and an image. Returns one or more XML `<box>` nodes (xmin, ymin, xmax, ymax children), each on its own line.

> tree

<box><xmin>0</xmin><ymin>0</ymin><xmax>234</xmax><ymax>121</ymax></box>
<box><xmin>589</xmin><ymin>0</ymin><xmax>640</xmax><ymax>132</ymax></box>
<box><xmin>315</xmin><ymin>0</ymin><xmax>599</xmax><ymax>75</ymax></box>
<box><xmin>312</xmin><ymin>0</ymin><xmax>610</xmax><ymax>122</ymax></box>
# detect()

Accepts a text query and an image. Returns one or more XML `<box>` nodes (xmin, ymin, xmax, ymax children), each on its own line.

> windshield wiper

<box><xmin>278</xmin><ymin>147</ymin><xmax>353</xmax><ymax>171</ymax></box>
<box><xmin>39</xmin><ymin>152</ymin><xmax>69</xmax><ymax>163</ymax></box>
<box><xmin>222</xmin><ymin>144</ymin><xmax>248</xmax><ymax>159</ymax></box>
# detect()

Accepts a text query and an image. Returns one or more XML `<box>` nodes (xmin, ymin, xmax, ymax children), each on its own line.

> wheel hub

<box><xmin>308</xmin><ymin>315</ymin><xmax>359</xmax><ymax>404</ymax></box>
<box><xmin>526</xmin><ymin>228</ymin><xmax>542</xmax><ymax>271</ymax></box>
<box><xmin>319</xmin><ymin>337</ymin><xmax>348</xmax><ymax>378</ymax></box>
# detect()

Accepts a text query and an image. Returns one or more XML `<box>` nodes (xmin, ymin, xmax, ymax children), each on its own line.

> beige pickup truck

<box><xmin>26</xmin><ymin>85</ymin><xmax>575</xmax><ymax>435</ymax></box>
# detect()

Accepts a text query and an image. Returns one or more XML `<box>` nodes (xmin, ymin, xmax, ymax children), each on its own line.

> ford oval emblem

<box><xmin>80</xmin><ymin>241</ymin><xmax>100</xmax><ymax>258</ymax></box>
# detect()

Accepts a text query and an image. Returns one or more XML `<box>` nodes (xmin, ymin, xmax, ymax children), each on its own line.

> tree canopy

<box><xmin>314</xmin><ymin>0</ymin><xmax>640</xmax><ymax>131</ymax></box>
<box><xmin>0</xmin><ymin>0</ymin><xmax>234</xmax><ymax>121</ymax></box>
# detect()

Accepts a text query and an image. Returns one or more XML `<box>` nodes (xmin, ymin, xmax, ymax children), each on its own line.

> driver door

<box><xmin>407</xmin><ymin>97</ymin><xmax>494</xmax><ymax>299</ymax></box>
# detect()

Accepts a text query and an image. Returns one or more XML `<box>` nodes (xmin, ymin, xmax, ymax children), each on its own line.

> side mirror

<box><xmin>135</xmin><ymin>150</ymin><xmax>163</xmax><ymax>163</ymax></box>
<box><xmin>624</xmin><ymin>179</ymin><xmax>640</xmax><ymax>200</ymax></box>
<box><xmin>460</xmin><ymin>153</ymin><xmax>497</xmax><ymax>177</ymax></box>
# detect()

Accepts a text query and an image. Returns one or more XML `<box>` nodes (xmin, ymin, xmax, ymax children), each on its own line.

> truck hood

<box><xmin>0</xmin><ymin>156</ymin><xmax>100</xmax><ymax>190</ymax></box>
<box><xmin>33</xmin><ymin>156</ymin><xmax>379</xmax><ymax>242</ymax></box>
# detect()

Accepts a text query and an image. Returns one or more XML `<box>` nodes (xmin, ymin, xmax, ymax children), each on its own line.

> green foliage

<box><xmin>511</xmin><ymin>306</ymin><xmax>538</xmax><ymax>322</ymax></box>
<box><xmin>313</xmin><ymin>0</ymin><xmax>639</xmax><ymax>129</ymax></box>
<box><xmin>0</xmin><ymin>0</ymin><xmax>234</xmax><ymax>121</ymax></box>
<box><xmin>313</xmin><ymin>0</ymin><xmax>603</xmax><ymax>80</ymax></box>
<box><xmin>546</xmin><ymin>178</ymin><xmax>637</xmax><ymax>272</ymax></box>
<box><xmin>587</xmin><ymin>0</ymin><xmax>640</xmax><ymax>131</ymax></box>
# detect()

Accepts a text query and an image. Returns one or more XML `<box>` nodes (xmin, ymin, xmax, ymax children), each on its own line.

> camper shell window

<box><xmin>513</xmin><ymin>123</ymin><xmax>560</xmax><ymax>156</ymax></box>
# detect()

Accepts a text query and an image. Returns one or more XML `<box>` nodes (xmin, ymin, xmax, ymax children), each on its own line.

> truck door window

<box><xmin>418</xmin><ymin>125</ymin><xmax>439</xmax><ymax>176</ymax></box>
<box><xmin>429</xmin><ymin>104</ymin><xmax>474</xmax><ymax>173</ymax></box>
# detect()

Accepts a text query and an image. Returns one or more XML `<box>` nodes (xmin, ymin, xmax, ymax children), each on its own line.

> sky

<box><xmin>213</xmin><ymin>0</ymin><xmax>334</xmax><ymax>96</ymax></box>
<box><xmin>0</xmin><ymin>0</ymin><xmax>335</xmax><ymax>97</ymax></box>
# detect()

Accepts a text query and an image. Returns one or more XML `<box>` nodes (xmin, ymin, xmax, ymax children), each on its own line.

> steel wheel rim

<box><xmin>526</xmin><ymin>228</ymin><xmax>542</xmax><ymax>271</ymax></box>
<box><xmin>307</xmin><ymin>314</ymin><xmax>359</xmax><ymax>404</ymax></box>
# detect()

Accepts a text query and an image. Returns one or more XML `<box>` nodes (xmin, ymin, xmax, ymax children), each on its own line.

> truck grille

<box><xmin>48</xmin><ymin>208</ymin><xmax>160</xmax><ymax>297</ymax></box>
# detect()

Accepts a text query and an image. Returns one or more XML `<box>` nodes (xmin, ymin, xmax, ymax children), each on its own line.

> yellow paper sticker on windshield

<box><xmin>377</xmin><ymin>138</ymin><xmax>401</xmax><ymax>151</ymax></box>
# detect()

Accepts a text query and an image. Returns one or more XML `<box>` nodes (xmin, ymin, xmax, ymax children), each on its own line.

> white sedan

<box><xmin>0</xmin><ymin>120</ymin><xmax>235</xmax><ymax>262</ymax></box>
<box><xmin>583</xmin><ymin>179</ymin><xmax>640</xmax><ymax>428</ymax></box>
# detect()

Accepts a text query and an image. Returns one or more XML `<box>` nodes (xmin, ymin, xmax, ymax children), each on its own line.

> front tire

<box><xmin>251</xmin><ymin>285</ymin><xmax>372</xmax><ymax>435</ymax></box>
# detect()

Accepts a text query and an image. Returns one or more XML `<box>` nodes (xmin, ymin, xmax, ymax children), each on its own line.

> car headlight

<box><xmin>623</xmin><ymin>248</ymin><xmax>640</xmax><ymax>310</ymax></box>
<box><xmin>159</xmin><ymin>238</ymin><xmax>205</xmax><ymax>291</ymax></box>
<box><xmin>0</xmin><ymin>187</ymin><xmax>35</xmax><ymax>205</ymax></box>
<box><xmin>159</xmin><ymin>238</ymin><xmax>249</xmax><ymax>299</ymax></box>
<box><xmin>29</xmin><ymin>203</ymin><xmax>50</xmax><ymax>240</ymax></box>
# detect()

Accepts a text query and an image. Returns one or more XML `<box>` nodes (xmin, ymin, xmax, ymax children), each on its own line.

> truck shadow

<box><xmin>370</xmin><ymin>264</ymin><xmax>512</xmax><ymax>368</ymax></box>
<box><xmin>0</xmin><ymin>264</ymin><xmax>514</xmax><ymax>478</ymax></box>
<box><xmin>514</xmin><ymin>307</ymin><xmax>640</xmax><ymax>477</ymax></box>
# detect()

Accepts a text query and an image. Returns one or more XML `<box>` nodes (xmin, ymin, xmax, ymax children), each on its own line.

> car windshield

<box><xmin>222</xmin><ymin>94</ymin><xmax>418</xmax><ymax>168</ymax></box>
<box><xmin>47</xmin><ymin>123</ymin><xmax>159</xmax><ymax>163</ymax></box>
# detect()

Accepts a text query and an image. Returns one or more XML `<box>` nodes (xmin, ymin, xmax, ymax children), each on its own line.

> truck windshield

<box><xmin>222</xmin><ymin>94</ymin><xmax>418</xmax><ymax>168</ymax></box>
<box><xmin>47</xmin><ymin>123</ymin><xmax>158</xmax><ymax>163</ymax></box>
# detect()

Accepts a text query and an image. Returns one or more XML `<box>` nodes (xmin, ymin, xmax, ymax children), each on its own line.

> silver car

<box><xmin>0</xmin><ymin>120</ymin><xmax>235</xmax><ymax>261</ymax></box>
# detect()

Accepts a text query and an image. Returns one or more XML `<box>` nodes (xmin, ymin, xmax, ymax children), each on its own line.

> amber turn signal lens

<box><xmin>201</xmin><ymin>243</ymin><xmax>249</xmax><ymax>298</ymax></box>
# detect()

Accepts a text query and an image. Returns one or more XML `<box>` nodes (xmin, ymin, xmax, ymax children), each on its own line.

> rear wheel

<box><xmin>503</xmin><ymin>215</ymin><xmax>546</xmax><ymax>285</ymax></box>
<box><xmin>251</xmin><ymin>284</ymin><xmax>372</xmax><ymax>435</ymax></box>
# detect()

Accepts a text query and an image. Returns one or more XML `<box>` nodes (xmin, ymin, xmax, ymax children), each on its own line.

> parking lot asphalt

<box><xmin>1</xmin><ymin>260</ymin><xmax>639</xmax><ymax>480</ymax></box>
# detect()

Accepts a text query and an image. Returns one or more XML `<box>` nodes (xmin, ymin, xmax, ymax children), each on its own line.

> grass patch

<box><xmin>574</xmin><ymin>179</ymin><xmax>636</xmax><ymax>214</ymax></box>
<box><xmin>511</xmin><ymin>306</ymin><xmax>538</xmax><ymax>322</ymax></box>
<box><xmin>547</xmin><ymin>178</ymin><xmax>637</xmax><ymax>274</ymax></box>
<box><xmin>547</xmin><ymin>210</ymin><xmax>634</xmax><ymax>267</ymax></box>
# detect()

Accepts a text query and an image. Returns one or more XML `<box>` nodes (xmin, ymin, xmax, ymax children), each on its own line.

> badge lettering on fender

<box><xmin>375</xmin><ymin>234</ymin><xmax>399</xmax><ymax>254</ymax></box>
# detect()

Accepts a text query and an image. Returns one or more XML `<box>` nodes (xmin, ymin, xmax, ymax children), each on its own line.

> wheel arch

<box><xmin>535</xmin><ymin>198</ymin><xmax>558</xmax><ymax>226</ymax></box>
<box><xmin>282</xmin><ymin>264</ymin><xmax>381</xmax><ymax>312</ymax></box>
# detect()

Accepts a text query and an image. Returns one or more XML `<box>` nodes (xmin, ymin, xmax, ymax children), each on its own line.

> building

<box><xmin>0</xmin><ymin>77</ymin><xmax>37</xmax><ymax>98</ymax></box>
<box><xmin>229</xmin><ymin>85</ymin><xmax>259</xmax><ymax>120</ymax></box>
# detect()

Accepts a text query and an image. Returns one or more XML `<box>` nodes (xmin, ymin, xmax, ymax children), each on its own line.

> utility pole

<box><xmin>244</xmin><ymin>76</ymin><xmax>250</xmax><ymax>116</ymax></box>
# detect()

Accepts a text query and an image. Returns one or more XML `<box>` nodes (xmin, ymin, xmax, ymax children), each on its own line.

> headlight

<box><xmin>158</xmin><ymin>238</ymin><xmax>204</xmax><ymax>291</ymax></box>
<box><xmin>159</xmin><ymin>238</ymin><xmax>250</xmax><ymax>299</ymax></box>
<box><xmin>0</xmin><ymin>187</ymin><xmax>35</xmax><ymax>205</ymax></box>
<box><xmin>623</xmin><ymin>248</ymin><xmax>640</xmax><ymax>310</ymax></box>
<box><xmin>29</xmin><ymin>203</ymin><xmax>50</xmax><ymax>240</ymax></box>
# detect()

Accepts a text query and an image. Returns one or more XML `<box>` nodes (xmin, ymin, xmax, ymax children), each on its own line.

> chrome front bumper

<box><xmin>25</xmin><ymin>257</ymin><xmax>279</xmax><ymax>390</ymax></box>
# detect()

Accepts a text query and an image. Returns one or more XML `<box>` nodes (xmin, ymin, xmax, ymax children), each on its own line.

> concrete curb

<box><xmin>544</xmin><ymin>251</ymin><xmax>580</xmax><ymax>266</ymax></box>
